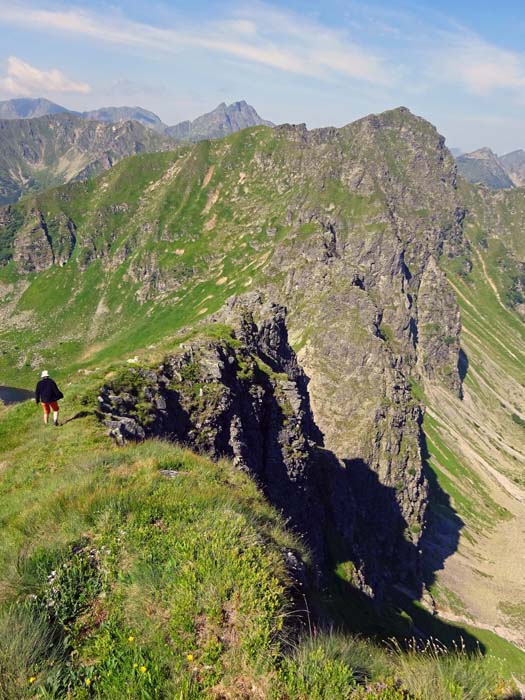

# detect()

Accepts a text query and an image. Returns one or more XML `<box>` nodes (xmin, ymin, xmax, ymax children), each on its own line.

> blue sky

<box><xmin>0</xmin><ymin>0</ymin><xmax>524</xmax><ymax>153</ymax></box>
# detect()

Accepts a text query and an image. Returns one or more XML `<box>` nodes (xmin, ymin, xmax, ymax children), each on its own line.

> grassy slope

<box><xmin>0</xmin><ymin>369</ymin><xmax>520</xmax><ymax>698</ymax></box>
<box><xmin>1</xmin><ymin>129</ymin><xmax>525</xmax><ymax>688</ymax></box>
<box><xmin>0</xmin><ymin>131</ymin><xmax>286</xmax><ymax>385</ymax></box>
<box><xmin>0</xmin><ymin>371</ymin><xmax>297</xmax><ymax>698</ymax></box>
<box><xmin>419</xmin><ymin>183</ymin><xmax>525</xmax><ymax>654</ymax></box>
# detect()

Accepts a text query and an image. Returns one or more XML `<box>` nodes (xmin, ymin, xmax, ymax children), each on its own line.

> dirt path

<box><xmin>475</xmin><ymin>248</ymin><xmax>508</xmax><ymax>312</ymax></box>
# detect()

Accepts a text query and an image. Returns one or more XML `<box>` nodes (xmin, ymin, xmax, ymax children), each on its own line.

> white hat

<box><xmin>41</xmin><ymin>370</ymin><xmax>49</xmax><ymax>378</ymax></box>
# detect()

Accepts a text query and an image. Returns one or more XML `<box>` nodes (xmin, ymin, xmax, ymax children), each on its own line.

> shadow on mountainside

<box><xmin>458</xmin><ymin>348</ymin><xmax>469</xmax><ymax>383</ymax></box>
<box><xmin>306</xmin><ymin>442</ymin><xmax>481</xmax><ymax>652</ymax></box>
<box><xmin>96</xmin><ymin>326</ymin><xmax>478</xmax><ymax>651</ymax></box>
<box><xmin>419</xmin><ymin>430</ymin><xmax>465</xmax><ymax>591</ymax></box>
<box><xmin>0</xmin><ymin>385</ymin><xmax>34</xmax><ymax>404</ymax></box>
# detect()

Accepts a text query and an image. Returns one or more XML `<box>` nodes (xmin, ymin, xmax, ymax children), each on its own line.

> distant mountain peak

<box><xmin>81</xmin><ymin>105</ymin><xmax>168</xmax><ymax>133</ymax></box>
<box><xmin>0</xmin><ymin>97</ymin><xmax>71</xmax><ymax>119</ymax></box>
<box><xmin>165</xmin><ymin>100</ymin><xmax>273</xmax><ymax>141</ymax></box>
<box><xmin>468</xmin><ymin>147</ymin><xmax>498</xmax><ymax>159</ymax></box>
<box><xmin>456</xmin><ymin>147</ymin><xmax>514</xmax><ymax>189</ymax></box>
<box><xmin>500</xmin><ymin>149</ymin><xmax>525</xmax><ymax>187</ymax></box>
<box><xmin>0</xmin><ymin>96</ymin><xmax>273</xmax><ymax>141</ymax></box>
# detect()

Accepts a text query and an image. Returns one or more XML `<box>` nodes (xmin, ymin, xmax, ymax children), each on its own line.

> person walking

<box><xmin>35</xmin><ymin>370</ymin><xmax>64</xmax><ymax>426</ymax></box>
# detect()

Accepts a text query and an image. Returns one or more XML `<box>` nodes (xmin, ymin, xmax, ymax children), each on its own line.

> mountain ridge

<box><xmin>1</xmin><ymin>106</ymin><xmax>524</xmax><ymax>666</ymax></box>
<box><xmin>0</xmin><ymin>96</ymin><xmax>273</xmax><ymax>138</ymax></box>
<box><xmin>0</xmin><ymin>99</ymin><xmax>274</xmax><ymax>203</ymax></box>
<box><xmin>0</xmin><ymin>112</ymin><xmax>173</xmax><ymax>205</ymax></box>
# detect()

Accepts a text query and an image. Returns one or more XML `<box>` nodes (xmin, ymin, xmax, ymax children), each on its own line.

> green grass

<box><xmin>0</xmin><ymin>371</ymin><xmax>520</xmax><ymax>698</ymax></box>
<box><xmin>2</xmin><ymin>116</ymin><xmax>525</xmax><ymax>697</ymax></box>
<box><xmin>0</xmin><ymin>378</ymin><xmax>300</xmax><ymax>698</ymax></box>
<box><xmin>423</xmin><ymin>414</ymin><xmax>509</xmax><ymax>531</ymax></box>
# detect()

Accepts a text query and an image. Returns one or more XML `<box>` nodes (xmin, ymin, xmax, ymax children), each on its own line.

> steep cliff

<box><xmin>98</xmin><ymin>297</ymin><xmax>333</xmax><ymax>563</ymax></box>
<box><xmin>97</xmin><ymin>292</ymin><xmax>437</xmax><ymax>602</ymax></box>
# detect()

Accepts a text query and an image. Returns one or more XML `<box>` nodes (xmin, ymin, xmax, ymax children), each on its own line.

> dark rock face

<box><xmin>13</xmin><ymin>210</ymin><xmax>76</xmax><ymax>271</ymax></box>
<box><xmin>416</xmin><ymin>256</ymin><xmax>462</xmax><ymax>395</ymax></box>
<box><xmin>99</xmin><ymin>297</ymin><xmax>332</xmax><ymax>558</ymax></box>
<box><xmin>98</xmin><ymin>295</ymin><xmax>434</xmax><ymax>601</ymax></box>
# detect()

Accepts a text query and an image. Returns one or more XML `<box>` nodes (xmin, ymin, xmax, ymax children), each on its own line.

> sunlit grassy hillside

<box><xmin>0</xmin><ymin>360</ymin><xmax>523</xmax><ymax>699</ymax></box>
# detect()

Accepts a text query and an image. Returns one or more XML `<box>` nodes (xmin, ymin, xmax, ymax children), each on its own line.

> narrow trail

<box><xmin>474</xmin><ymin>248</ymin><xmax>508</xmax><ymax>313</ymax></box>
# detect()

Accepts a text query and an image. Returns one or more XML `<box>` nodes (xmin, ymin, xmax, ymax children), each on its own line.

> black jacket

<box><xmin>35</xmin><ymin>377</ymin><xmax>63</xmax><ymax>404</ymax></box>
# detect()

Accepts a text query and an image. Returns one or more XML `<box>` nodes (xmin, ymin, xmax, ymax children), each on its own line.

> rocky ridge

<box><xmin>3</xmin><ymin>107</ymin><xmax>524</xmax><ymax>640</ymax></box>
<box><xmin>0</xmin><ymin>113</ymin><xmax>173</xmax><ymax>204</ymax></box>
<box><xmin>165</xmin><ymin>100</ymin><xmax>273</xmax><ymax>140</ymax></box>
<box><xmin>98</xmin><ymin>293</ymin><xmax>433</xmax><ymax>601</ymax></box>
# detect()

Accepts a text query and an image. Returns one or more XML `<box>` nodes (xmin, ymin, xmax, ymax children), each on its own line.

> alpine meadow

<box><xmin>1</xmin><ymin>4</ymin><xmax>525</xmax><ymax>697</ymax></box>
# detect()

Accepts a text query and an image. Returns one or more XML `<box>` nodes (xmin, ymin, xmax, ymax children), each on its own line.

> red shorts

<box><xmin>42</xmin><ymin>401</ymin><xmax>59</xmax><ymax>414</ymax></box>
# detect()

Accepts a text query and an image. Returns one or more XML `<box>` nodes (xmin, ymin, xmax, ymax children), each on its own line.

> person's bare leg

<box><xmin>44</xmin><ymin>412</ymin><xmax>49</xmax><ymax>425</ymax></box>
<box><xmin>53</xmin><ymin>410</ymin><xmax>59</xmax><ymax>426</ymax></box>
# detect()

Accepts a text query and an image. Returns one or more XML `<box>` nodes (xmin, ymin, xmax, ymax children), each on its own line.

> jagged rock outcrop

<box><xmin>99</xmin><ymin>296</ymin><xmax>335</xmax><ymax>560</ymax></box>
<box><xmin>13</xmin><ymin>210</ymin><xmax>76</xmax><ymax>271</ymax></box>
<box><xmin>97</xmin><ymin>295</ymin><xmax>435</xmax><ymax>601</ymax></box>
<box><xmin>165</xmin><ymin>100</ymin><xmax>273</xmax><ymax>141</ymax></box>
<box><xmin>416</xmin><ymin>256</ymin><xmax>462</xmax><ymax>394</ymax></box>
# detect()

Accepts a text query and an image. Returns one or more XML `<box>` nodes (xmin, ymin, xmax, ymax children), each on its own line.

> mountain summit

<box><xmin>165</xmin><ymin>100</ymin><xmax>274</xmax><ymax>140</ymax></box>
<box><xmin>456</xmin><ymin>146</ymin><xmax>525</xmax><ymax>189</ymax></box>
<box><xmin>456</xmin><ymin>147</ymin><xmax>514</xmax><ymax>189</ymax></box>
<box><xmin>0</xmin><ymin>96</ymin><xmax>70</xmax><ymax>119</ymax></box>
<box><xmin>0</xmin><ymin>97</ymin><xmax>273</xmax><ymax>140</ymax></box>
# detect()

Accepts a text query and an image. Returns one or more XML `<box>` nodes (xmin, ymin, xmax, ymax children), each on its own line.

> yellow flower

<box><xmin>140</xmin><ymin>666</ymin><xmax>147</xmax><ymax>674</ymax></box>
<box><xmin>28</xmin><ymin>676</ymin><xmax>36</xmax><ymax>684</ymax></box>
<box><xmin>85</xmin><ymin>678</ymin><xmax>91</xmax><ymax>686</ymax></box>
<box><xmin>128</xmin><ymin>635</ymin><xmax>135</xmax><ymax>643</ymax></box>
<box><xmin>186</xmin><ymin>653</ymin><xmax>194</xmax><ymax>662</ymax></box>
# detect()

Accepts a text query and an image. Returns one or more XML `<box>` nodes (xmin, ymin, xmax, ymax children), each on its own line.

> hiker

<box><xmin>35</xmin><ymin>370</ymin><xmax>64</xmax><ymax>426</ymax></box>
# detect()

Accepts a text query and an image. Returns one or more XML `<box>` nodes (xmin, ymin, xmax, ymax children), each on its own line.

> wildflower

<box><xmin>85</xmin><ymin>678</ymin><xmax>91</xmax><ymax>686</ymax></box>
<box><xmin>128</xmin><ymin>635</ymin><xmax>135</xmax><ymax>643</ymax></box>
<box><xmin>140</xmin><ymin>666</ymin><xmax>147</xmax><ymax>674</ymax></box>
<box><xmin>29</xmin><ymin>676</ymin><xmax>36</xmax><ymax>684</ymax></box>
<box><xmin>186</xmin><ymin>653</ymin><xmax>194</xmax><ymax>662</ymax></box>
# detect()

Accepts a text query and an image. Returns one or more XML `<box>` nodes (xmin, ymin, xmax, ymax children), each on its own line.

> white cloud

<box><xmin>0</xmin><ymin>2</ymin><xmax>392</xmax><ymax>85</ymax></box>
<box><xmin>431</xmin><ymin>33</ymin><xmax>525</xmax><ymax>96</ymax></box>
<box><xmin>0</xmin><ymin>56</ymin><xmax>91</xmax><ymax>96</ymax></box>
